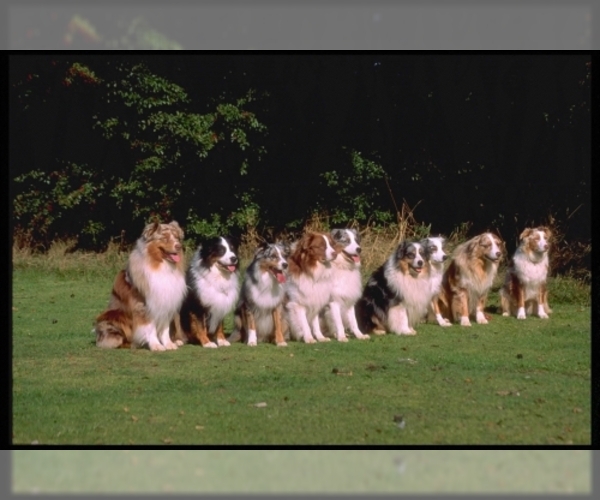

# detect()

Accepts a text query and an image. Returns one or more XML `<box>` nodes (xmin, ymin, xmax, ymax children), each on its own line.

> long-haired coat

<box><xmin>320</xmin><ymin>228</ymin><xmax>369</xmax><ymax>341</ymax></box>
<box><xmin>284</xmin><ymin>232</ymin><xmax>338</xmax><ymax>343</ymax></box>
<box><xmin>422</xmin><ymin>236</ymin><xmax>452</xmax><ymax>327</ymax></box>
<box><xmin>356</xmin><ymin>240</ymin><xmax>432</xmax><ymax>335</ymax></box>
<box><xmin>500</xmin><ymin>226</ymin><xmax>552</xmax><ymax>319</ymax></box>
<box><xmin>94</xmin><ymin>221</ymin><xmax>187</xmax><ymax>351</ymax></box>
<box><xmin>436</xmin><ymin>232</ymin><xmax>505</xmax><ymax>326</ymax></box>
<box><xmin>177</xmin><ymin>236</ymin><xmax>240</xmax><ymax>348</ymax></box>
<box><xmin>229</xmin><ymin>242</ymin><xmax>290</xmax><ymax>346</ymax></box>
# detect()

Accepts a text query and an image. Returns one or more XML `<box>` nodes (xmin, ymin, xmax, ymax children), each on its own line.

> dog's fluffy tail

<box><xmin>94</xmin><ymin>309</ymin><xmax>130</xmax><ymax>348</ymax></box>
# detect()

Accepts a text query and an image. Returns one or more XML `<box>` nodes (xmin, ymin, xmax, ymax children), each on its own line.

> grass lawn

<box><xmin>12</xmin><ymin>450</ymin><xmax>591</xmax><ymax>493</ymax></box>
<box><xmin>12</xmin><ymin>266</ymin><xmax>591</xmax><ymax>446</ymax></box>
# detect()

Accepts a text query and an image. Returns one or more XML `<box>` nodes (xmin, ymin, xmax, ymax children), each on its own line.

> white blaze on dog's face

<box><xmin>423</xmin><ymin>236</ymin><xmax>447</xmax><ymax>264</ymax></box>
<box><xmin>218</xmin><ymin>237</ymin><xmax>238</xmax><ymax>272</ymax></box>
<box><xmin>530</xmin><ymin>229</ymin><xmax>550</xmax><ymax>254</ymax></box>
<box><xmin>399</xmin><ymin>241</ymin><xmax>427</xmax><ymax>275</ymax></box>
<box><xmin>481</xmin><ymin>233</ymin><xmax>503</xmax><ymax>262</ymax></box>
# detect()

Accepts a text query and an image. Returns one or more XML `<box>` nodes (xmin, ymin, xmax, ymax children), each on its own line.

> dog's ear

<box><xmin>277</xmin><ymin>240</ymin><xmax>292</xmax><ymax>258</ymax></box>
<box><xmin>538</xmin><ymin>226</ymin><xmax>553</xmax><ymax>241</ymax></box>
<box><xmin>519</xmin><ymin>227</ymin><xmax>534</xmax><ymax>241</ymax></box>
<box><xmin>142</xmin><ymin>221</ymin><xmax>161</xmax><ymax>240</ymax></box>
<box><xmin>330</xmin><ymin>228</ymin><xmax>344</xmax><ymax>241</ymax></box>
<box><xmin>168</xmin><ymin>220</ymin><xmax>184</xmax><ymax>240</ymax></box>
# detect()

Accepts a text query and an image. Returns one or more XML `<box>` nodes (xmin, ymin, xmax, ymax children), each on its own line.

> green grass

<box><xmin>12</xmin><ymin>264</ymin><xmax>591</xmax><ymax>446</ymax></box>
<box><xmin>12</xmin><ymin>450</ymin><xmax>591</xmax><ymax>493</ymax></box>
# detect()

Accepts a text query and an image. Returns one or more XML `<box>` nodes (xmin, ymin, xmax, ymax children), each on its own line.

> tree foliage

<box><xmin>12</xmin><ymin>60</ymin><xmax>268</xmax><ymax>249</ymax></box>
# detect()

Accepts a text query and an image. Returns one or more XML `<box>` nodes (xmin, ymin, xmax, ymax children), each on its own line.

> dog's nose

<box><xmin>282</xmin><ymin>262</ymin><xmax>288</xmax><ymax>269</ymax></box>
<box><xmin>417</xmin><ymin>260</ymin><xmax>423</xmax><ymax>267</ymax></box>
<box><xmin>230</xmin><ymin>256</ymin><xmax>238</xmax><ymax>264</ymax></box>
<box><xmin>356</xmin><ymin>247</ymin><xmax>362</xmax><ymax>254</ymax></box>
<box><xmin>442</xmin><ymin>254</ymin><xmax>448</xmax><ymax>261</ymax></box>
<box><xmin>175</xmin><ymin>243</ymin><xmax>181</xmax><ymax>251</ymax></box>
<box><xmin>331</xmin><ymin>251</ymin><xmax>337</xmax><ymax>260</ymax></box>
<box><xmin>495</xmin><ymin>251</ymin><xmax>501</xmax><ymax>258</ymax></box>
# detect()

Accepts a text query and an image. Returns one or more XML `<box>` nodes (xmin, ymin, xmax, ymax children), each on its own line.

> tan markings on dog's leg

<box><xmin>216</xmin><ymin>321</ymin><xmax>230</xmax><ymax>347</ymax></box>
<box><xmin>244</xmin><ymin>305</ymin><xmax>258</xmax><ymax>346</ymax></box>
<box><xmin>537</xmin><ymin>285</ymin><xmax>550</xmax><ymax>319</ymax></box>
<box><xmin>476</xmin><ymin>295</ymin><xmax>489</xmax><ymax>324</ymax></box>
<box><xmin>455</xmin><ymin>290</ymin><xmax>471</xmax><ymax>326</ymax></box>
<box><xmin>190</xmin><ymin>312</ymin><xmax>216</xmax><ymax>348</ymax></box>
<box><xmin>541</xmin><ymin>284</ymin><xmax>552</xmax><ymax>315</ymax></box>
<box><xmin>273</xmin><ymin>306</ymin><xmax>287</xmax><ymax>346</ymax></box>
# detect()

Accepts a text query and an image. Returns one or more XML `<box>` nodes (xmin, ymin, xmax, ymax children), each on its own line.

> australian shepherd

<box><xmin>437</xmin><ymin>232</ymin><xmax>505</xmax><ymax>326</ymax></box>
<box><xmin>284</xmin><ymin>232</ymin><xmax>338</xmax><ymax>343</ymax></box>
<box><xmin>500</xmin><ymin>226</ymin><xmax>552</xmax><ymax>319</ymax></box>
<box><xmin>320</xmin><ymin>228</ymin><xmax>369</xmax><ymax>341</ymax></box>
<box><xmin>94</xmin><ymin>221</ymin><xmax>187</xmax><ymax>351</ymax></box>
<box><xmin>177</xmin><ymin>236</ymin><xmax>240</xmax><ymax>348</ymax></box>
<box><xmin>422</xmin><ymin>236</ymin><xmax>452</xmax><ymax>327</ymax></box>
<box><xmin>229</xmin><ymin>242</ymin><xmax>290</xmax><ymax>346</ymax></box>
<box><xmin>356</xmin><ymin>240</ymin><xmax>432</xmax><ymax>336</ymax></box>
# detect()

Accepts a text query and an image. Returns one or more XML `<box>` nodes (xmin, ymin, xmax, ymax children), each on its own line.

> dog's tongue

<box><xmin>169</xmin><ymin>253</ymin><xmax>181</xmax><ymax>263</ymax></box>
<box><xmin>276</xmin><ymin>271</ymin><xmax>286</xmax><ymax>284</ymax></box>
<box><xmin>227</xmin><ymin>265</ymin><xmax>236</xmax><ymax>273</ymax></box>
<box><xmin>352</xmin><ymin>255</ymin><xmax>360</xmax><ymax>263</ymax></box>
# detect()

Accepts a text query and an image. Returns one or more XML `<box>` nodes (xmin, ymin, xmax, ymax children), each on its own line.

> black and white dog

<box><xmin>177</xmin><ymin>236</ymin><xmax>240</xmax><ymax>348</ymax></box>
<box><xmin>356</xmin><ymin>240</ymin><xmax>432</xmax><ymax>336</ymax></box>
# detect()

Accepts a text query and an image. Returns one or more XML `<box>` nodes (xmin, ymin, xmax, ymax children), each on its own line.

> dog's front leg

<box><xmin>345</xmin><ymin>306</ymin><xmax>370</xmax><ymax>339</ymax></box>
<box><xmin>475</xmin><ymin>295</ymin><xmax>489</xmax><ymax>324</ymax></box>
<box><xmin>272</xmin><ymin>306</ymin><xmax>287</xmax><ymax>346</ymax></box>
<box><xmin>190</xmin><ymin>312</ymin><xmax>217</xmax><ymax>348</ymax></box>
<box><xmin>215</xmin><ymin>321</ymin><xmax>231</xmax><ymax>347</ymax></box>
<box><xmin>327</xmin><ymin>301</ymin><xmax>348</xmax><ymax>342</ymax></box>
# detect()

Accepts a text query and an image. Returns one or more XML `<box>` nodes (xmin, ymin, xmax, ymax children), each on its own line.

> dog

<box><xmin>284</xmin><ymin>231</ymin><xmax>338</xmax><ymax>343</ymax></box>
<box><xmin>177</xmin><ymin>236</ymin><xmax>240</xmax><ymax>348</ymax></box>
<box><xmin>320</xmin><ymin>228</ymin><xmax>369</xmax><ymax>341</ymax></box>
<box><xmin>436</xmin><ymin>232</ymin><xmax>505</xmax><ymax>326</ymax></box>
<box><xmin>94</xmin><ymin>220</ymin><xmax>187</xmax><ymax>351</ymax></box>
<box><xmin>422</xmin><ymin>236</ymin><xmax>452</xmax><ymax>327</ymax></box>
<box><xmin>356</xmin><ymin>240</ymin><xmax>432</xmax><ymax>336</ymax></box>
<box><xmin>500</xmin><ymin>226</ymin><xmax>552</xmax><ymax>319</ymax></box>
<box><xmin>229</xmin><ymin>242</ymin><xmax>290</xmax><ymax>346</ymax></box>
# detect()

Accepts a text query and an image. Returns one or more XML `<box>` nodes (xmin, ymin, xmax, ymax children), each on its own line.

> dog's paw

<box><xmin>148</xmin><ymin>343</ymin><xmax>166</xmax><ymax>351</ymax></box>
<box><xmin>460</xmin><ymin>317</ymin><xmax>472</xmax><ymax>327</ymax></box>
<box><xmin>502</xmin><ymin>312</ymin><xmax>510</xmax><ymax>317</ymax></box>
<box><xmin>276</xmin><ymin>341</ymin><xmax>288</xmax><ymax>347</ymax></box>
<box><xmin>174</xmin><ymin>339</ymin><xmax>184</xmax><ymax>346</ymax></box>
<box><xmin>336</xmin><ymin>335</ymin><xmax>349</xmax><ymax>342</ymax></box>
<box><xmin>202</xmin><ymin>341</ymin><xmax>218</xmax><ymax>348</ymax></box>
<box><xmin>317</xmin><ymin>336</ymin><xmax>331</xmax><ymax>342</ymax></box>
<box><xmin>303</xmin><ymin>336</ymin><xmax>317</xmax><ymax>344</ymax></box>
<box><xmin>217</xmin><ymin>339</ymin><xmax>231</xmax><ymax>347</ymax></box>
<box><xmin>355</xmin><ymin>333</ymin><xmax>370</xmax><ymax>339</ymax></box>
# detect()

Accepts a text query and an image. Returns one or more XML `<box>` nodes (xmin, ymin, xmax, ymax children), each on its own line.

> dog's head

<box><xmin>254</xmin><ymin>242</ymin><xmax>289</xmax><ymax>283</ymax></box>
<box><xmin>519</xmin><ymin>226</ymin><xmax>552</xmax><ymax>255</ymax></box>
<box><xmin>420</xmin><ymin>236</ymin><xmax>448</xmax><ymax>265</ymax></box>
<box><xmin>142</xmin><ymin>220</ymin><xmax>184</xmax><ymax>265</ymax></box>
<box><xmin>468</xmin><ymin>232</ymin><xmax>504</xmax><ymax>263</ymax></box>
<box><xmin>291</xmin><ymin>232</ymin><xmax>337</xmax><ymax>268</ymax></box>
<box><xmin>395</xmin><ymin>240</ymin><xmax>428</xmax><ymax>277</ymax></box>
<box><xmin>199</xmin><ymin>236</ymin><xmax>239</xmax><ymax>273</ymax></box>
<box><xmin>331</xmin><ymin>228</ymin><xmax>361</xmax><ymax>265</ymax></box>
